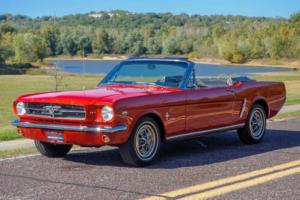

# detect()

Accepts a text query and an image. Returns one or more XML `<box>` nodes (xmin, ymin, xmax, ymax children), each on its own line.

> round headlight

<box><xmin>16</xmin><ymin>102</ymin><xmax>26</xmax><ymax>115</ymax></box>
<box><xmin>101</xmin><ymin>106</ymin><xmax>114</xmax><ymax>121</ymax></box>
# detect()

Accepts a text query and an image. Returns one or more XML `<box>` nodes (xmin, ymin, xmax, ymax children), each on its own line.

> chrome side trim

<box><xmin>166</xmin><ymin>123</ymin><xmax>245</xmax><ymax>141</ymax></box>
<box><xmin>11</xmin><ymin>120</ymin><xmax>127</xmax><ymax>133</ymax></box>
<box><xmin>240</xmin><ymin>98</ymin><xmax>247</xmax><ymax>118</ymax></box>
<box><xmin>22</xmin><ymin>114</ymin><xmax>86</xmax><ymax>121</ymax></box>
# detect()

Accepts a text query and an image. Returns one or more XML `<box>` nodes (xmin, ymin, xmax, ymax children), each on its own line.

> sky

<box><xmin>1</xmin><ymin>0</ymin><xmax>300</xmax><ymax>18</ymax></box>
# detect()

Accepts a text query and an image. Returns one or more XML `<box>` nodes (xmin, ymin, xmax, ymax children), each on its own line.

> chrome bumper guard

<box><xmin>11</xmin><ymin>119</ymin><xmax>127</xmax><ymax>133</ymax></box>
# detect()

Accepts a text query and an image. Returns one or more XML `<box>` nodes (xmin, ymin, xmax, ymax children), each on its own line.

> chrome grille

<box><xmin>25</xmin><ymin>103</ymin><xmax>85</xmax><ymax>119</ymax></box>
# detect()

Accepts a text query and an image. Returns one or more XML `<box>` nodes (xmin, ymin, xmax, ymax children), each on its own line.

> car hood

<box><xmin>17</xmin><ymin>84</ymin><xmax>181</xmax><ymax>106</ymax></box>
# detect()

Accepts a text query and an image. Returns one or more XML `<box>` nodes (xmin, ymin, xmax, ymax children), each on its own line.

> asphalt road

<box><xmin>1</xmin><ymin>118</ymin><xmax>300</xmax><ymax>200</ymax></box>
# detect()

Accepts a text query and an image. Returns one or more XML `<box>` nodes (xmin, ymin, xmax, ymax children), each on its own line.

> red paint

<box><xmin>13</xmin><ymin>81</ymin><xmax>286</xmax><ymax>146</ymax></box>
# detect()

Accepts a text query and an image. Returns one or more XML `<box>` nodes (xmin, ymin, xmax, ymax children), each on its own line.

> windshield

<box><xmin>100</xmin><ymin>61</ymin><xmax>189</xmax><ymax>88</ymax></box>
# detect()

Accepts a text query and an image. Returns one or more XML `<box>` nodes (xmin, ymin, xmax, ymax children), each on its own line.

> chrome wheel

<box><xmin>249</xmin><ymin>108</ymin><xmax>265</xmax><ymax>139</ymax></box>
<box><xmin>134</xmin><ymin>122</ymin><xmax>158</xmax><ymax>161</ymax></box>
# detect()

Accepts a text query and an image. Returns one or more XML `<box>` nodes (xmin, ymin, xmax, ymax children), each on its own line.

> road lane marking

<box><xmin>142</xmin><ymin>159</ymin><xmax>300</xmax><ymax>200</ymax></box>
<box><xmin>0</xmin><ymin>154</ymin><xmax>39</xmax><ymax>162</ymax></box>
<box><xmin>180</xmin><ymin>166</ymin><xmax>300</xmax><ymax>200</ymax></box>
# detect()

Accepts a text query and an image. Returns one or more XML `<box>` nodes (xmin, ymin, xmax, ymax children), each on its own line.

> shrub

<box><xmin>187</xmin><ymin>51</ymin><xmax>198</xmax><ymax>59</ymax></box>
<box><xmin>231</xmin><ymin>51</ymin><xmax>247</xmax><ymax>63</ymax></box>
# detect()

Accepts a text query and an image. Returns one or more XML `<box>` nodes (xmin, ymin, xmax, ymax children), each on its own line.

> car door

<box><xmin>185</xmin><ymin>85</ymin><xmax>236</xmax><ymax>132</ymax></box>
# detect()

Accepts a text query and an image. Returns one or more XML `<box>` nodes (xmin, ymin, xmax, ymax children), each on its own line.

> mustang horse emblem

<box><xmin>42</xmin><ymin>105</ymin><xmax>62</xmax><ymax>117</ymax></box>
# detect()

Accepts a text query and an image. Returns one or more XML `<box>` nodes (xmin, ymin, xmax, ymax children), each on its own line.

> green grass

<box><xmin>0</xmin><ymin>74</ymin><xmax>103</xmax><ymax>141</ymax></box>
<box><xmin>0</xmin><ymin>147</ymin><xmax>37</xmax><ymax>158</ymax></box>
<box><xmin>0</xmin><ymin>128</ymin><xmax>22</xmax><ymax>141</ymax></box>
<box><xmin>273</xmin><ymin>110</ymin><xmax>300</xmax><ymax>120</ymax></box>
<box><xmin>253</xmin><ymin>70</ymin><xmax>300</xmax><ymax>105</ymax></box>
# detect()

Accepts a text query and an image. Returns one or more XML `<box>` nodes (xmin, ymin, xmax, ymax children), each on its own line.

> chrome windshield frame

<box><xmin>98</xmin><ymin>58</ymin><xmax>195</xmax><ymax>89</ymax></box>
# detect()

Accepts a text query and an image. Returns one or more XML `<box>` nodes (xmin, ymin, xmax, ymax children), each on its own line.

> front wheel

<box><xmin>238</xmin><ymin>104</ymin><xmax>267</xmax><ymax>144</ymax></box>
<box><xmin>34</xmin><ymin>141</ymin><xmax>72</xmax><ymax>157</ymax></box>
<box><xmin>119</xmin><ymin>117</ymin><xmax>161</xmax><ymax>167</ymax></box>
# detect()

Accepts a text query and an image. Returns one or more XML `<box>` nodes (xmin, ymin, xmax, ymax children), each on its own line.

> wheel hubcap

<box><xmin>135</xmin><ymin>123</ymin><xmax>158</xmax><ymax>161</ymax></box>
<box><xmin>250</xmin><ymin>108</ymin><xmax>265</xmax><ymax>139</ymax></box>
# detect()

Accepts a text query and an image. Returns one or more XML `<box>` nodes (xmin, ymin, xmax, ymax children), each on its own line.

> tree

<box><xmin>180</xmin><ymin>39</ymin><xmax>193</xmax><ymax>54</ymax></box>
<box><xmin>249</xmin><ymin>37</ymin><xmax>266</xmax><ymax>59</ymax></box>
<box><xmin>78</xmin><ymin>35</ymin><xmax>92</xmax><ymax>56</ymax></box>
<box><xmin>42</xmin><ymin>25</ymin><xmax>60</xmax><ymax>56</ymax></box>
<box><xmin>35</xmin><ymin>35</ymin><xmax>50</xmax><ymax>61</ymax></box>
<box><xmin>127</xmin><ymin>32</ymin><xmax>146</xmax><ymax>55</ymax></box>
<box><xmin>93</xmin><ymin>29</ymin><xmax>111</xmax><ymax>54</ymax></box>
<box><xmin>0</xmin><ymin>32</ymin><xmax>14</xmax><ymax>64</ymax></box>
<box><xmin>0</xmin><ymin>24</ymin><xmax>16</xmax><ymax>34</ymax></box>
<box><xmin>162</xmin><ymin>37</ymin><xmax>179</xmax><ymax>55</ymax></box>
<box><xmin>146</xmin><ymin>37</ymin><xmax>162</xmax><ymax>54</ymax></box>
<box><xmin>1</xmin><ymin>10</ymin><xmax>300</xmax><ymax>62</ymax></box>
<box><xmin>14</xmin><ymin>33</ymin><xmax>42</xmax><ymax>63</ymax></box>
<box><xmin>290</xmin><ymin>12</ymin><xmax>300</xmax><ymax>35</ymax></box>
<box><xmin>0</xmin><ymin>56</ymin><xmax>4</xmax><ymax>65</ymax></box>
<box><xmin>62</xmin><ymin>34</ymin><xmax>78</xmax><ymax>56</ymax></box>
<box><xmin>117</xmin><ymin>33</ymin><xmax>130</xmax><ymax>54</ymax></box>
<box><xmin>262</xmin><ymin>34</ymin><xmax>292</xmax><ymax>60</ymax></box>
<box><xmin>290</xmin><ymin>11</ymin><xmax>300</xmax><ymax>25</ymax></box>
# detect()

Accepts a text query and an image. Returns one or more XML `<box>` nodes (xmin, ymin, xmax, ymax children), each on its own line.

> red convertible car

<box><xmin>12</xmin><ymin>57</ymin><xmax>286</xmax><ymax>166</ymax></box>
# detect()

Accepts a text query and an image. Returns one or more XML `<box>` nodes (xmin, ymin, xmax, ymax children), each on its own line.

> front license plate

<box><xmin>45</xmin><ymin>130</ymin><xmax>64</xmax><ymax>143</ymax></box>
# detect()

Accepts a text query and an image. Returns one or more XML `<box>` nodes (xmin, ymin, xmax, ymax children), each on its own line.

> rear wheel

<box><xmin>34</xmin><ymin>141</ymin><xmax>72</xmax><ymax>157</ymax></box>
<box><xmin>238</xmin><ymin>104</ymin><xmax>267</xmax><ymax>144</ymax></box>
<box><xmin>119</xmin><ymin>117</ymin><xmax>161</xmax><ymax>167</ymax></box>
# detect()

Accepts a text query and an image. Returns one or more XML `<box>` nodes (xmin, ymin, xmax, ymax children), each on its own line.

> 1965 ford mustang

<box><xmin>12</xmin><ymin>57</ymin><xmax>286</xmax><ymax>166</ymax></box>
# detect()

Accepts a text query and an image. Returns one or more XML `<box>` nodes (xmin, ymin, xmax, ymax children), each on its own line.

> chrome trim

<box><xmin>23</xmin><ymin>114</ymin><xmax>86</xmax><ymax>120</ymax></box>
<box><xmin>166</xmin><ymin>123</ymin><xmax>245</xmax><ymax>141</ymax></box>
<box><xmin>25</xmin><ymin>103</ymin><xmax>86</xmax><ymax>120</ymax></box>
<box><xmin>240</xmin><ymin>98</ymin><xmax>247</xmax><ymax>118</ymax></box>
<box><xmin>121</xmin><ymin>111</ymin><xmax>128</xmax><ymax>116</ymax></box>
<box><xmin>11</xmin><ymin>119</ymin><xmax>127</xmax><ymax>133</ymax></box>
<box><xmin>127</xmin><ymin>57</ymin><xmax>192</xmax><ymax>64</ymax></box>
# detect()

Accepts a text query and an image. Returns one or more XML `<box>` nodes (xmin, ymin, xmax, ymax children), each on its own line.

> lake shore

<box><xmin>45</xmin><ymin>55</ymin><xmax>127</xmax><ymax>61</ymax></box>
<box><xmin>191</xmin><ymin>58</ymin><xmax>299</xmax><ymax>70</ymax></box>
<box><xmin>45</xmin><ymin>55</ymin><xmax>299</xmax><ymax>70</ymax></box>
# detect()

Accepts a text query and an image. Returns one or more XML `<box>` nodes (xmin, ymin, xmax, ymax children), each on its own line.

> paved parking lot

<box><xmin>1</xmin><ymin>118</ymin><xmax>300</xmax><ymax>200</ymax></box>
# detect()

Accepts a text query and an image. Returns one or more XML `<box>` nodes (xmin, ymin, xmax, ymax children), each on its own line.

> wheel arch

<box><xmin>251</xmin><ymin>97</ymin><xmax>269</xmax><ymax>118</ymax></box>
<box><xmin>134</xmin><ymin>112</ymin><xmax>166</xmax><ymax>142</ymax></box>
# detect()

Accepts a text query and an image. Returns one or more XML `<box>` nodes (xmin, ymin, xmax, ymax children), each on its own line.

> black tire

<box><xmin>238</xmin><ymin>104</ymin><xmax>267</xmax><ymax>144</ymax></box>
<box><xmin>119</xmin><ymin>117</ymin><xmax>161</xmax><ymax>167</ymax></box>
<box><xmin>34</xmin><ymin>140</ymin><xmax>72</xmax><ymax>157</ymax></box>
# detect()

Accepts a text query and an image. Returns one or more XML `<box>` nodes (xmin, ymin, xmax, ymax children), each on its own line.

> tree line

<box><xmin>0</xmin><ymin>10</ymin><xmax>300</xmax><ymax>64</ymax></box>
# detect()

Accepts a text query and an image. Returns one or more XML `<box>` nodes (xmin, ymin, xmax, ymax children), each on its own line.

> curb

<box><xmin>0</xmin><ymin>139</ymin><xmax>34</xmax><ymax>151</ymax></box>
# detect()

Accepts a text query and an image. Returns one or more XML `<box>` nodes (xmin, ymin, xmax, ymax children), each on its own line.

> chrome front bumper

<box><xmin>11</xmin><ymin>119</ymin><xmax>127</xmax><ymax>133</ymax></box>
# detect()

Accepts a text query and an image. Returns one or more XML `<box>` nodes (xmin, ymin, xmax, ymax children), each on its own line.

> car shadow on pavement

<box><xmin>63</xmin><ymin>129</ymin><xmax>300</xmax><ymax>168</ymax></box>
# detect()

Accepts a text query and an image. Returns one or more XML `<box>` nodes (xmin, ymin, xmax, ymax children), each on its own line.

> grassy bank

<box><xmin>273</xmin><ymin>110</ymin><xmax>300</xmax><ymax>120</ymax></box>
<box><xmin>0</xmin><ymin>147</ymin><xmax>37</xmax><ymax>158</ymax></box>
<box><xmin>0</xmin><ymin>74</ymin><xmax>103</xmax><ymax>141</ymax></box>
<box><xmin>192</xmin><ymin>57</ymin><xmax>300</xmax><ymax>69</ymax></box>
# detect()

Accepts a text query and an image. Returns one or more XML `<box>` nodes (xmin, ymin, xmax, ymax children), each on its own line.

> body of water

<box><xmin>49</xmin><ymin>60</ymin><xmax>290</xmax><ymax>76</ymax></box>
